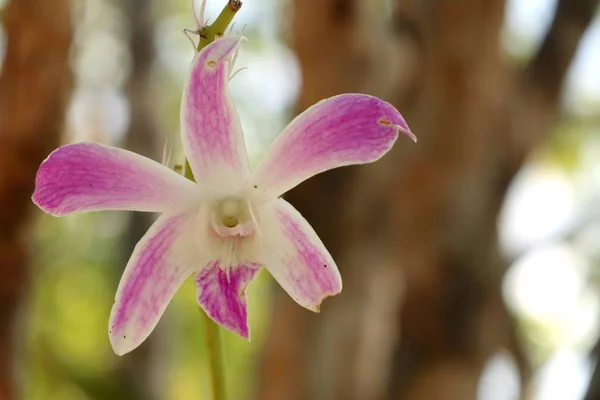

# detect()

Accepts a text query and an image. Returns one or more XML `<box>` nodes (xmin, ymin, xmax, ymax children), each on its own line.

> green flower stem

<box><xmin>184</xmin><ymin>160</ymin><xmax>195</xmax><ymax>181</ymax></box>
<box><xmin>183</xmin><ymin>3</ymin><xmax>243</xmax><ymax>398</ymax></box>
<box><xmin>185</xmin><ymin>164</ymin><xmax>226</xmax><ymax>400</ymax></box>
<box><xmin>197</xmin><ymin>0</ymin><xmax>243</xmax><ymax>52</ymax></box>
<box><xmin>201</xmin><ymin>309</ymin><xmax>227</xmax><ymax>400</ymax></box>
<box><xmin>185</xmin><ymin>159</ymin><xmax>227</xmax><ymax>400</ymax></box>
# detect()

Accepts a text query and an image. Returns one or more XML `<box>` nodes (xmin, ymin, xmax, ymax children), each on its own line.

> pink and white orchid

<box><xmin>32</xmin><ymin>36</ymin><xmax>415</xmax><ymax>355</ymax></box>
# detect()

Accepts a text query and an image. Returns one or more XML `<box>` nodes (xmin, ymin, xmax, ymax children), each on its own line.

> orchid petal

<box><xmin>181</xmin><ymin>36</ymin><xmax>250</xmax><ymax>192</ymax></box>
<box><xmin>32</xmin><ymin>142</ymin><xmax>197</xmax><ymax>216</ymax></box>
<box><xmin>109</xmin><ymin>212</ymin><xmax>196</xmax><ymax>355</ymax></box>
<box><xmin>196</xmin><ymin>261</ymin><xmax>260</xmax><ymax>339</ymax></box>
<box><xmin>250</xmin><ymin>94</ymin><xmax>414</xmax><ymax>203</ymax></box>
<box><xmin>259</xmin><ymin>198</ymin><xmax>342</xmax><ymax>311</ymax></box>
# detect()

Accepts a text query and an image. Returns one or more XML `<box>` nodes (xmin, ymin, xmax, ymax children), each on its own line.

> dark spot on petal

<box><xmin>323</xmin><ymin>264</ymin><xmax>327</xmax><ymax>268</ymax></box>
<box><xmin>379</xmin><ymin>118</ymin><xmax>392</xmax><ymax>127</ymax></box>
<box><xmin>207</xmin><ymin>60</ymin><xmax>216</xmax><ymax>67</ymax></box>
<box><xmin>123</xmin><ymin>335</ymin><xmax>126</xmax><ymax>339</ymax></box>
<box><xmin>253</xmin><ymin>185</ymin><xmax>258</xmax><ymax>189</ymax></box>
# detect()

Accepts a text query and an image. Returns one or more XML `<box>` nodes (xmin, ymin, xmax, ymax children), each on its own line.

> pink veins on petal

<box><xmin>196</xmin><ymin>261</ymin><xmax>260</xmax><ymax>339</ymax></box>
<box><xmin>30</xmin><ymin>35</ymin><xmax>415</xmax><ymax>355</ymax></box>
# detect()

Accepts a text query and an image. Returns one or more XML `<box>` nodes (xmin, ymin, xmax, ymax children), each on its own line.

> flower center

<box><xmin>211</xmin><ymin>198</ymin><xmax>257</xmax><ymax>238</ymax></box>
<box><xmin>221</xmin><ymin>199</ymin><xmax>241</xmax><ymax>227</ymax></box>
<box><xmin>222</xmin><ymin>215</ymin><xmax>239</xmax><ymax>228</ymax></box>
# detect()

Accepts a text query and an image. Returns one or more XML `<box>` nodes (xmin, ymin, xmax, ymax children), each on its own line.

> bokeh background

<box><xmin>1</xmin><ymin>0</ymin><xmax>600</xmax><ymax>399</ymax></box>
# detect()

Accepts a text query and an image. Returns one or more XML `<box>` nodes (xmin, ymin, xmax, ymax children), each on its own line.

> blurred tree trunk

<box><xmin>0</xmin><ymin>0</ymin><xmax>72</xmax><ymax>398</ymax></box>
<box><xmin>118</xmin><ymin>0</ymin><xmax>163</xmax><ymax>396</ymax></box>
<box><xmin>112</xmin><ymin>0</ymin><xmax>162</xmax><ymax>397</ymax></box>
<box><xmin>122</xmin><ymin>0</ymin><xmax>161</xmax><ymax>261</ymax></box>
<box><xmin>258</xmin><ymin>1</ymin><xmax>597</xmax><ymax>399</ymax></box>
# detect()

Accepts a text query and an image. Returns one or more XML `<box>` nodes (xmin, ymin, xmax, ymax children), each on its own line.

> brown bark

<box><xmin>122</xmin><ymin>0</ymin><xmax>161</xmax><ymax>254</ymax></box>
<box><xmin>258</xmin><ymin>0</ymin><xmax>597</xmax><ymax>399</ymax></box>
<box><xmin>0</xmin><ymin>0</ymin><xmax>73</xmax><ymax>398</ymax></box>
<box><xmin>259</xmin><ymin>2</ymin><xmax>409</xmax><ymax>398</ymax></box>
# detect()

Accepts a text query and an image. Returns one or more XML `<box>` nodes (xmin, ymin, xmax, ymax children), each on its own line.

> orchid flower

<box><xmin>32</xmin><ymin>36</ymin><xmax>415</xmax><ymax>355</ymax></box>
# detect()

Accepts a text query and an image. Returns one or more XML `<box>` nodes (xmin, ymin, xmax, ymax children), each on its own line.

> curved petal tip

<box><xmin>197</xmin><ymin>35</ymin><xmax>246</xmax><ymax>65</ymax></box>
<box><xmin>109</xmin><ymin>327</ymin><xmax>135</xmax><ymax>356</ymax></box>
<box><xmin>399</xmin><ymin>125</ymin><xmax>417</xmax><ymax>143</ymax></box>
<box><xmin>378</xmin><ymin>115</ymin><xmax>416</xmax><ymax>143</ymax></box>
<box><xmin>310</xmin><ymin>288</ymin><xmax>343</xmax><ymax>313</ymax></box>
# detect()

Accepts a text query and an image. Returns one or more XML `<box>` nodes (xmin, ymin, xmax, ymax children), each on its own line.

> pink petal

<box><xmin>195</xmin><ymin>260</ymin><xmax>260</xmax><ymax>339</ymax></box>
<box><xmin>109</xmin><ymin>213</ymin><xmax>196</xmax><ymax>355</ymax></box>
<box><xmin>259</xmin><ymin>199</ymin><xmax>342</xmax><ymax>311</ymax></box>
<box><xmin>181</xmin><ymin>36</ymin><xmax>250</xmax><ymax>191</ymax></box>
<box><xmin>250</xmin><ymin>94</ymin><xmax>414</xmax><ymax>203</ymax></box>
<box><xmin>32</xmin><ymin>142</ymin><xmax>197</xmax><ymax>216</ymax></box>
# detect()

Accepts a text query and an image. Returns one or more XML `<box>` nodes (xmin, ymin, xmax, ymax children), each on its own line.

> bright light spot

<box><xmin>504</xmin><ymin>245</ymin><xmax>580</xmax><ymax>322</ymax></box>
<box><xmin>74</xmin><ymin>31</ymin><xmax>131</xmax><ymax>88</ymax></box>
<box><xmin>533</xmin><ymin>348</ymin><xmax>593</xmax><ymax>400</ymax></box>
<box><xmin>155</xmin><ymin>15</ymin><xmax>195</xmax><ymax>79</ymax></box>
<box><xmin>477</xmin><ymin>350</ymin><xmax>521</xmax><ymax>400</ymax></box>
<box><xmin>503</xmin><ymin>245</ymin><xmax>598</xmax><ymax>347</ymax></box>
<box><xmin>229</xmin><ymin>41</ymin><xmax>300</xmax><ymax>164</ymax></box>
<box><xmin>499</xmin><ymin>164</ymin><xmax>575</xmax><ymax>258</ymax></box>
<box><xmin>68</xmin><ymin>88</ymin><xmax>130</xmax><ymax>144</ymax></box>
<box><xmin>502</xmin><ymin>0</ymin><xmax>557</xmax><ymax>58</ymax></box>
<box><xmin>503</xmin><ymin>0</ymin><xmax>600</xmax><ymax>113</ymax></box>
<box><xmin>229</xmin><ymin>42</ymin><xmax>300</xmax><ymax>114</ymax></box>
<box><xmin>564</xmin><ymin>19</ymin><xmax>600</xmax><ymax>115</ymax></box>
